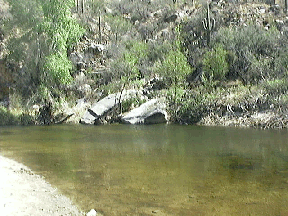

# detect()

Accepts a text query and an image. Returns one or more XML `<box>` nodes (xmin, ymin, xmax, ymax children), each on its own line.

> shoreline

<box><xmin>0</xmin><ymin>155</ymin><xmax>84</xmax><ymax>216</ymax></box>
<box><xmin>198</xmin><ymin>109</ymin><xmax>288</xmax><ymax>129</ymax></box>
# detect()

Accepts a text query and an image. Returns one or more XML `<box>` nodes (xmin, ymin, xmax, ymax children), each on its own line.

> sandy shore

<box><xmin>0</xmin><ymin>155</ymin><xmax>84</xmax><ymax>216</ymax></box>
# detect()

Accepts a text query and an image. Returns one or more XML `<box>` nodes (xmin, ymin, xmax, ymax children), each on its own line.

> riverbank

<box><xmin>198</xmin><ymin>110</ymin><xmax>288</xmax><ymax>129</ymax></box>
<box><xmin>0</xmin><ymin>155</ymin><xmax>84</xmax><ymax>216</ymax></box>
<box><xmin>1</xmin><ymin>78</ymin><xmax>288</xmax><ymax>130</ymax></box>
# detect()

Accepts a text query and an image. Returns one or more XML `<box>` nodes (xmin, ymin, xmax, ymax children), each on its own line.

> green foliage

<box><xmin>273</xmin><ymin>51</ymin><xmax>288</xmax><ymax>76</ymax></box>
<box><xmin>20</xmin><ymin>113</ymin><xmax>35</xmax><ymax>125</ymax></box>
<box><xmin>247</xmin><ymin>56</ymin><xmax>273</xmax><ymax>83</ymax></box>
<box><xmin>110</xmin><ymin>0</ymin><xmax>150</xmax><ymax>21</ymax></box>
<box><xmin>215</xmin><ymin>25</ymin><xmax>279</xmax><ymax>57</ymax></box>
<box><xmin>261</xmin><ymin>79</ymin><xmax>288</xmax><ymax>95</ymax></box>
<box><xmin>6</xmin><ymin>0</ymin><xmax>43</xmax><ymax>30</ymax></box>
<box><xmin>214</xmin><ymin>25</ymin><xmax>283</xmax><ymax>84</ymax></box>
<box><xmin>176</xmin><ymin>91</ymin><xmax>206</xmax><ymax>124</ymax></box>
<box><xmin>37</xmin><ymin>84</ymin><xmax>52</xmax><ymax>102</ymax></box>
<box><xmin>156</xmin><ymin>45</ymin><xmax>192</xmax><ymax>89</ymax></box>
<box><xmin>123</xmin><ymin>41</ymin><xmax>148</xmax><ymax>77</ymax></box>
<box><xmin>0</xmin><ymin>105</ymin><xmax>35</xmax><ymax>126</ymax></box>
<box><xmin>111</xmin><ymin>41</ymin><xmax>149</xmax><ymax>83</ymax></box>
<box><xmin>155</xmin><ymin>38</ymin><xmax>193</xmax><ymax>121</ymax></box>
<box><xmin>166</xmin><ymin>86</ymin><xmax>186</xmax><ymax>102</ymax></box>
<box><xmin>40</xmin><ymin>0</ymin><xmax>84</xmax><ymax>85</ymax></box>
<box><xmin>202</xmin><ymin>45</ymin><xmax>229</xmax><ymax>84</ymax></box>
<box><xmin>86</xmin><ymin>0</ymin><xmax>105</xmax><ymax>16</ymax></box>
<box><xmin>146</xmin><ymin>41</ymin><xmax>172</xmax><ymax>63</ymax></box>
<box><xmin>5</xmin><ymin>0</ymin><xmax>84</xmax><ymax>97</ymax></box>
<box><xmin>43</xmin><ymin>53</ymin><xmax>73</xmax><ymax>85</ymax></box>
<box><xmin>105</xmin><ymin>14</ymin><xmax>134</xmax><ymax>43</ymax></box>
<box><xmin>121</xmin><ymin>96</ymin><xmax>147</xmax><ymax>113</ymax></box>
<box><xmin>0</xmin><ymin>106</ymin><xmax>18</xmax><ymax>125</ymax></box>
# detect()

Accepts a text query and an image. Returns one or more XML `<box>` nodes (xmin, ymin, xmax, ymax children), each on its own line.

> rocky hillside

<box><xmin>70</xmin><ymin>0</ymin><xmax>288</xmax><ymax>90</ymax></box>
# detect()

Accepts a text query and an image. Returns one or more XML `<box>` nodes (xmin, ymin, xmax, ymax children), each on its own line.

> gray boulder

<box><xmin>80</xmin><ymin>90</ymin><xmax>138</xmax><ymax>125</ymax></box>
<box><xmin>121</xmin><ymin>98</ymin><xmax>168</xmax><ymax>124</ymax></box>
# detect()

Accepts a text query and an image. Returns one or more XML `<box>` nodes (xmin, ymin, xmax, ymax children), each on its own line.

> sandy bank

<box><xmin>0</xmin><ymin>155</ymin><xmax>84</xmax><ymax>216</ymax></box>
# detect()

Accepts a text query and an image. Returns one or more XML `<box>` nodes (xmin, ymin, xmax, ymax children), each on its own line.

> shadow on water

<box><xmin>1</xmin><ymin>125</ymin><xmax>288</xmax><ymax>215</ymax></box>
<box><xmin>219</xmin><ymin>153</ymin><xmax>262</xmax><ymax>170</ymax></box>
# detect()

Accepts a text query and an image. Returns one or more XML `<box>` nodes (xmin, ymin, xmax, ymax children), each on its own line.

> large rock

<box><xmin>121</xmin><ymin>98</ymin><xmax>168</xmax><ymax>124</ymax></box>
<box><xmin>80</xmin><ymin>90</ymin><xmax>138</xmax><ymax>125</ymax></box>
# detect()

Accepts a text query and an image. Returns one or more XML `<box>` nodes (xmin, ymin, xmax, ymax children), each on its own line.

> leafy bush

<box><xmin>175</xmin><ymin>89</ymin><xmax>208</xmax><ymax>124</ymax></box>
<box><xmin>214</xmin><ymin>25</ymin><xmax>279</xmax><ymax>58</ymax></box>
<box><xmin>121</xmin><ymin>96</ymin><xmax>147</xmax><ymax>113</ymax></box>
<box><xmin>155</xmin><ymin>38</ymin><xmax>193</xmax><ymax>120</ymax></box>
<box><xmin>110</xmin><ymin>41</ymin><xmax>149</xmax><ymax>81</ymax></box>
<box><xmin>213</xmin><ymin>25</ymin><xmax>283</xmax><ymax>84</ymax></box>
<box><xmin>110</xmin><ymin>0</ymin><xmax>155</xmax><ymax>22</ymax></box>
<box><xmin>146</xmin><ymin>41</ymin><xmax>172</xmax><ymax>63</ymax></box>
<box><xmin>202</xmin><ymin>45</ymin><xmax>229</xmax><ymax>84</ymax></box>
<box><xmin>156</xmin><ymin>45</ymin><xmax>192</xmax><ymax>89</ymax></box>
<box><xmin>43</xmin><ymin>53</ymin><xmax>73</xmax><ymax>85</ymax></box>
<box><xmin>20</xmin><ymin>113</ymin><xmax>35</xmax><ymax>125</ymax></box>
<box><xmin>261</xmin><ymin>79</ymin><xmax>288</xmax><ymax>95</ymax></box>
<box><xmin>104</xmin><ymin>14</ymin><xmax>135</xmax><ymax>43</ymax></box>
<box><xmin>247</xmin><ymin>56</ymin><xmax>274</xmax><ymax>84</ymax></box>
<box><xmin>0</xmin><ymin>106</ymin><xmax>16</xmax><ymax>125</ymax></box>
<box><xmin>5</xmin><ymin>0</ymin><xmax>84</xmax><ymax>98</ymax></box>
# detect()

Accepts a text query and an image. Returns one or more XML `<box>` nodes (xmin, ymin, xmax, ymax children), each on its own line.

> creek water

<box><xmin>1</xmin><ymin>124</ymin><xmax>288</xmax><ymax>215</ymax></box>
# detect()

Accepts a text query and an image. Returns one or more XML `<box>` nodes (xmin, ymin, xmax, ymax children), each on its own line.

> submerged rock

<box><xmin>121</xmin><ymin>98</ymin><xmax>167</xmax><ymax>124</ymax></box>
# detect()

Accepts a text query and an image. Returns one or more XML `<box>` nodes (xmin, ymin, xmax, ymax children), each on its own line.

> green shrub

<box><xmin>154</xmin><ymin>38</ymin><xmax>193</xmax><ymax>121</ymax></box>
<box><xmin>110</xmin><ymin>0</ymin><xmax>159</xmax><ymax>22</ymax></box>
<box><xmin>121</xmin><ymin>96</ymin><xmax>147</xmax><ymax>113</ymax></box>
<box><xmin>156</xmin><ymin>45</ymin><xmax>192</xmax><ymax>87</ymax></box>
<box><xmin>110</xmin><ymin>41</ymin><xmax>149</xmax><ymax>82</ymax></box>
<box><xmin>202</xmin><ymin>45</ymin><xmax>229</xmax><ymax>84</ymax></box>
<box><xmin>214</xmin><ymin>25</ymin><xmax>279</xmax><ymax>58</ymax></box>
<box><xmin>247</xmin><ymin>56</ymin><xmax>273</xmax><ymax>84</ymax></box>
<box><xmin>104</xmin><ymin>14</ymin><xmax>134</xmax><ymax>43</ymax></box>
<box><xmin>156</xmin><ymin>47</ymin><xmax>192</xmax><ymax>102</ymax></box>
<box><xmin>43</xmin><ymin>53</ymin><xmax>73</xmax><ymax>85</ymax></box>
<box><xmin>261</xmin><ymin>79</ymin><xmax>288</xmax><ymax>95</ymax></box>
<box><xmin>146</xmin><ymin>41</ymin><xmax>172</xmax><ymax>63</ymax></box>
<box><xmin>5</xmin><ymin>0</ymin><xmax>84</xmax><ymax>99</ymax></box>
<box><xmin>213</xmin><ymin>25</ymin><xmax>283</xmax><ymax>84</ymax></box>
<box><xmin>20</xmin><ymin>113</ymin><xmax>35</xmax><ymax>125</ymax></box>
<box><xmin>0</xmin><ymin>106</ymin><xmax>19</xmax><ymax>126</ymax></box>
<box><xmin>176</xmin><ymin>90</ymin><xmax>207</xmax><ymax>124</ymax></box>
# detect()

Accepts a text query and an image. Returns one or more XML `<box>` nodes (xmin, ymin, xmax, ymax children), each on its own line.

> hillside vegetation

<box><xmin>1</xmin><ymin>0</ymin><xmax>288</xmax><ymax>128</ymax></box>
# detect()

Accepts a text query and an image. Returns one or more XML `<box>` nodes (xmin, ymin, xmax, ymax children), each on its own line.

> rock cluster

<box><xmin>80</xmin><ymin>90</ymin><xmax>168</xmax><ymax>125</ymax></box>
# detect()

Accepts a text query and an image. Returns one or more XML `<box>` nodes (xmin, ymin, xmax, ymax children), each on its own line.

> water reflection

<box><xmin>1</xmin><ymin>125</ymin><xmax>288</xmax><ymax>215</ymax></box>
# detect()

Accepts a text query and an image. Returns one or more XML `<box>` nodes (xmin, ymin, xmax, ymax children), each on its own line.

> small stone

<box><xmin>86</xmin><ymin>209</ymin><xmax>97</xmax><ymax>216</ymax></box>
<box><xmin>259</xmin><ymin>8</ymin><xmax>265</xmax><ymax>14</ymax></box>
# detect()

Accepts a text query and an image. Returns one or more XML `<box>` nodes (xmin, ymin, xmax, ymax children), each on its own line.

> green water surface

<box><xmin>1</xmin><ymin>124</ymin><xmax>288</xmax><ymax>215</ymax></box>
